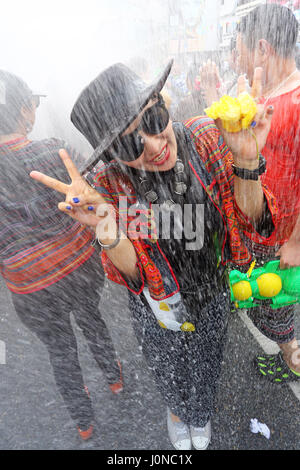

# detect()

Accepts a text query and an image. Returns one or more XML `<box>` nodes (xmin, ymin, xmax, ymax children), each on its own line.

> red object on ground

<box><xmin>77</xmin><ymin>425</ymin><xmax>93</xmax><ymax>441</ymax></box>
<box><xmin>109</xmin><ymin>361</ymin><xmax>124</xmax><ymax>394</ymax></box>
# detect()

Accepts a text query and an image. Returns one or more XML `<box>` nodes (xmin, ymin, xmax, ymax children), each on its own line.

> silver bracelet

<box><xmin>94</xmin><ymin>228</ymin><xmax>121</xmax><ymax>250</ymax></box>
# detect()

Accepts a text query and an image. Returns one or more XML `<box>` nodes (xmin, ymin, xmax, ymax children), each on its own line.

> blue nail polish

<box><xmin>66</xmin><ymin>205</ymin><xmax>72</xmax><ymax>210</ymax></box>
<box><xmin>88</xmin><ymin>206</ymin><xmax>94</xmax><ymax>211</ymax></box>
<box><xmin>73</xmin><ymin>197</ymin><xmax>80</xmax><ymax>203</ymax></box>
<box><xmin>251</xmin><ymin>120</ymin><xmax>257</xmax><ymax>128</ymax></box>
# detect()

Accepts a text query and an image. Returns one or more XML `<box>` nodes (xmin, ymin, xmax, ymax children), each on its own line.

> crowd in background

<box><xmin>148</xmin><ymin>37</ymin><xmax>300</xmax><ymax>121</ymax></box>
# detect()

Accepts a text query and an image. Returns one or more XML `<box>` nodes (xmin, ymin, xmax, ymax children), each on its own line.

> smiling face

<box><xmin>115</xmin><ymin>99</ymin><xmax>177</xmax><ymax>172</ymax></box>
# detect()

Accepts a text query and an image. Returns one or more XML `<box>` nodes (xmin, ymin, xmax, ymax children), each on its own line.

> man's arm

<box><xmin>276</xmin><ymin>213</ymin><xmax>300</xmax><ymax>268</ymax></box>
<box><xmin>233</xmin><ymin>162</ymin><xmax>264</xmax><ymax>222</ymax></box>
<box><xmin>214</xmin><ymin>68</ymin><xmax>273</xmax><ymax>223</ymax></box>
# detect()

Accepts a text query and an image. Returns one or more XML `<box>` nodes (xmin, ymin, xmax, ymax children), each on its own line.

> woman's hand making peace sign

<box><xmin>31</xmin><ymin>149</ymin><xmax>139</xmax><ymax>278</ymax></box>
<box><xmin>30</xmin><ymin>149</ymin><xmax>114</xmax><ymax>230</ymax></box>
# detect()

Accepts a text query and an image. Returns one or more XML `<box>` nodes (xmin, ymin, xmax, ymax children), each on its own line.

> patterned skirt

<box><xmin>128</xmin><ymin>288</ymin><xmax>230</xmax><ymax>427</ymax></box>
<box><xmin>247</xmin><ymin>304</ymin><xmax>295</xmax><ymax>344</ymax></box>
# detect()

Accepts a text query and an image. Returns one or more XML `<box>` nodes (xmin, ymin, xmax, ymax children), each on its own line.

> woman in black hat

<box><xmin>31</xmin><ymin>61</ymin><xmax>276</xmax><ymax>450</ymax></box>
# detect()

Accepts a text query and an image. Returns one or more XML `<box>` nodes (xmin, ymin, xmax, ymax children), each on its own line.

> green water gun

<box><xmin>229</xmin><ymin>259</ymin><xmax>300</xmax><ymax>309</ymax></box>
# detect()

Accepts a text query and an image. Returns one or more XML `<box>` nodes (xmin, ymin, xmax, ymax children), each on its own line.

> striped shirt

<box><xmin>0</xmin><ymin>137</ymin><xmax>94</xmax><ymax>294</ymax></box>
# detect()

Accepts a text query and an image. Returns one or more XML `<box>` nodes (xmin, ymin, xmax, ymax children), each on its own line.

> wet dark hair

<box><xmin>237</xmin><ymin>4</ymin><xmax>299</xmax><ymax>58</ymax></box>
<box><xmin>296</xmin><ymin>44</ymin><xmax>300</xmax><ymax>69</ymax></box>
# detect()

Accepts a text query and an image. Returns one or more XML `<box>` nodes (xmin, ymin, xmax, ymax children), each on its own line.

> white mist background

<box><xmin>0</xmin><ymin>0</ymin><xmax>219</xmax><ymax>157</ymax></box>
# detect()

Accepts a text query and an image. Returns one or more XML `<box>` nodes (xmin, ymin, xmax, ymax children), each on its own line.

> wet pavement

<box><xmin>0</xmin><ymin>277</ymin><xmax>299</xmax><ymax>450</ymax></box>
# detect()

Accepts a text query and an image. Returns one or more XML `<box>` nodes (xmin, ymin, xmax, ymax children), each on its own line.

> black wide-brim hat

<box><xmin>70</xmin><ymin>59</ymin><xmax>173</xmax><ymax>175</ymax></box>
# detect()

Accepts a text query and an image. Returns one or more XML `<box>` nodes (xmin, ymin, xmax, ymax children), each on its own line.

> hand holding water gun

<box><xmin>205</xmin><ymin>88</ymin><xmax>257</xmax><ymax>133</ymax></box>
<box><xmin>229</xmin><ymin>260</ymin><xmax>300</xmax><ymax>309</ymax></box>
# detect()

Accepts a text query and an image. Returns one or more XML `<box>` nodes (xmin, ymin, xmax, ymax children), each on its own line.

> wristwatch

<box><xmin>232</xmin><ymin>154</ymin><xmax>266</xmax><ymax>181</ymax></box>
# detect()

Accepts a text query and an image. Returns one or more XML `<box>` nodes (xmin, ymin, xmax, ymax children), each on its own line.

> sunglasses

<box><xmin>24</xmin><ymin>95</ymin><xmax>41</xmax><ymax>110</ymax></box>
<box><xmin>32</xmin><ymin>95</ymin><xmax>41</xmax><ymax>108</ymax></box>
<box><xmin>107</xmin><ymin>96</ymin><xmax>170</xmax><ymax>162</ymax></box>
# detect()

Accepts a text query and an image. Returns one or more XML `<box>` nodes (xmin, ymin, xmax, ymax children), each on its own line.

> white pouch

<box><xmin>143</xmin><ymin>287</ymin><xmax>195</xmax><ymax>332</ymax></box>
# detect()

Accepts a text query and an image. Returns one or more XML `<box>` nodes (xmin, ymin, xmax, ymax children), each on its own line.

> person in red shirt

<box><xmin>237</xmin><ymin>4</ymin><xmax>300</xmax><ymax>382</ymax></box>
<box><xmin>260</xmin><ymin>89</ymin><xmax>300</xmax><ymax>244</ymax></box>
